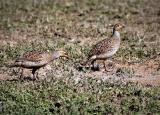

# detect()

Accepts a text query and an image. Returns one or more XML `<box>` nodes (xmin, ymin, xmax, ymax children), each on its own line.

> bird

<box><xmin>10</xmin><ymin>50</ymin><xmax>69</xmax><ymax>80</ymax></box>
<box><xmin>84</xmin><ymin>23</ymin><xmax>125</xmax><ymax>71</ymax></box>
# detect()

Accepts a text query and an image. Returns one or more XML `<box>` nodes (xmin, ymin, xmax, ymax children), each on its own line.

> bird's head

<box><xmin>52</xmin><ymin>50</ymin><xmax>69</xmax><ymax>59</ymax></box>
<box><xmin>113</xmin><ymin>23</ymin><xmax>125</xmax><ymax>31</ymax></box>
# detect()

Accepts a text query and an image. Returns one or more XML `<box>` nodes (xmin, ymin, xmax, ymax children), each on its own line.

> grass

<box><xmin>0</xmin><ymin>0</ymin><xmax>160</xmax><ymax>114</ymax></box>
<box><xmin>0</xmin><ymin>78</ymin><xmax>160</xmax><ymax>114</ymax></box>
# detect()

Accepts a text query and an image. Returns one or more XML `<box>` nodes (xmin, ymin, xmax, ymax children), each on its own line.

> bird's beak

<box><xmin>108</xmin><ymin>24</ymin><xmax>114</xmax><ymax>28</ymax></box>
<box><xmin>63</xmin><ymin>53</ymin><xmax>70</xmax><ymax>59</ymax></box>
<box><xmin>119</xmin><ymin>24</ymin><xmax>125</xmax><ymax>30</ymax></box>
<box><xmin>122</xmin><ymin>24</ymin><xmax>125</xmax><ymax>28</ymax></box>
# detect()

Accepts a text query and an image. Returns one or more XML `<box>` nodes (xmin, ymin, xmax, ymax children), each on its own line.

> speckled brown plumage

<box><xmin>10</xmin><ymin>50</ymin><xmax>68</xmax><ymax>80</ymax></box>
<box><xmin>86</xmin><ymin>23</ymin><xmax>125</xmax><ymax>71</ymax></box>
<box><xmin>88</xmin><ymin>36</ymin><xmax>120</xmax><ymax>58</ymax></box>
<box><xmin>22</xmin><ymin>51</ymin><xmax>45</xmax><ymax>62</ymax></box>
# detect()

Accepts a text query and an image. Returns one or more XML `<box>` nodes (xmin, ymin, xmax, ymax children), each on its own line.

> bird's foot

<box><xmin>32</xmin><ymin>78</ymin><xmax>36</xmax><ymax>81</ymax></box>
<box><xmin>33</xmin><ymin>76</ymin><xmax>40</xmax><ymax>81</ymax></box>
<box><xmin>32</xmin><ymin>75</ymin><xmax>37</xmax><ymax>81</ymax></box>
<box><xmin>19</xmin><ymin>75</ymin><xmax>24</xmax><ymax>82</ymax></box>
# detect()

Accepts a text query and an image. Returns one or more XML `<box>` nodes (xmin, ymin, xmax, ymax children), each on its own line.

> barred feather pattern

<box><xmin>88</xmin><ymin>36</ymin><xmax>120</xmax><ymax>60</ymax></box>
<box><xmin>12</xmin><ymin>51</ymin><xmax>52</xmax><ymax>68</ymax></box>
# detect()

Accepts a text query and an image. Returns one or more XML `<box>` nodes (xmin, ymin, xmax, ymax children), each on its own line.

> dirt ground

<box><xmin>0</xmin><ymin>0</ymin><xmax>160</xmax><ymax>86</ymax></box>
<box><xmin>0</xmin><ymin>54</ymin><xmax>159</xmax><ymax>86</ymax></box>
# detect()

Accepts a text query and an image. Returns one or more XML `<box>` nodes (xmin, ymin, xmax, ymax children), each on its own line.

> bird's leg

<box><xmin>32</xmin><ymin>68</ymin><xmax>37</xmax><ymax>81</ymax></box>
<box><xmin>103</xmin><ymin>60</ymin><xmax>107</xmax><ymax>71</ymax></box>
<box><xmin>19</xmin><ymin>68</ymin><xmax>24</xmax><ymax>80</ymax></box>
<box><xmin>35</xmin><ymin>70</ymin><xmax>39</xmax><ymax>80</ymax></box>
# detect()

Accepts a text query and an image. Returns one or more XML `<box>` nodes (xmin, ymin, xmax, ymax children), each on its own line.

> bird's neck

<box><xmin>112</xmin><ymin>29</ymin><xmax>120</xmax><ymax>38</ymax></box>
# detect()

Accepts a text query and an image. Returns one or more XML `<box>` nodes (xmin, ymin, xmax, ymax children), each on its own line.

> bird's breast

<box><xmin>97</xmin><ymin>41</ymin><xmax>120</xmax><ymax>59</ymax></box>
<box><xmin>19</xmin><ymin>60</ymin><xmax>48</xmax><ymax>68</ymax></box>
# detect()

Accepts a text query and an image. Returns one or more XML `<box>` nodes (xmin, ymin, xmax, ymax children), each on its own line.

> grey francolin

<box><xmin>10</xmin><ymin>50</ymin><xmax>68</xmax><ymax>80</ymax></box>
<box><xmin>85</xmin><ymin>23</ymin><xmax>125</xmax><ymax>71</ymax></box>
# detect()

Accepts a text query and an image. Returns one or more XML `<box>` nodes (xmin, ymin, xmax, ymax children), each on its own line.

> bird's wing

<box><xmin>88</xmin><ymin>38</ymin><xmax>113</xmax><ymax>58</ymax></box>
<box><xmin>21</xmin><ymin>51</ymin><xmax>44</xmax><ymax>62</ymax></box>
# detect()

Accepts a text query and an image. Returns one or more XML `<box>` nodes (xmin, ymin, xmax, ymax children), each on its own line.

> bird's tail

<box><xmin>6</xmin><ymin>63</ymin><xmax>19</xmax><ymax>68</ymax></box>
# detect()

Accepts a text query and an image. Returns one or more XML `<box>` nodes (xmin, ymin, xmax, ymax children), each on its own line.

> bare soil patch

<box><xmin>1</xmin><ymin>55</ymin><xmax>159</xmax><ymax>86</ymax></box>
<box><xmin>115</xmin><ymin>55</ymin><xmax>160</xmax><ymax>86</ymax></box>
